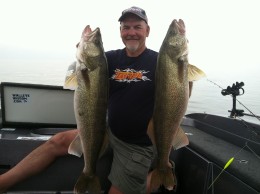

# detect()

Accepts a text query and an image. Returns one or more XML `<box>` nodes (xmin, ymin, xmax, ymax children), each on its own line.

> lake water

<box><xmin>1</xmin><ymin>59</ymin><xmax>260</xmax><ymax>125</ymax></box>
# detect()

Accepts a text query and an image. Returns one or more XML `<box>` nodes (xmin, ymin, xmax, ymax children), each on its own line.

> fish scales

<box><xmin>148</xmin><ymin>19</ymin><xmax>190</xmax><ymax>191</ymax></box>
<box><xmin>68</xmin><ymin>25</ymin><xmax>108</xmax><ymax>194</ymax></box>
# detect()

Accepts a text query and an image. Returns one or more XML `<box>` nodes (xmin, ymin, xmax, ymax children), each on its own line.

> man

<box><xmin>0</xmin><ymin>6</ymin><xmax>192</xmax><ymax>193</ymax></box>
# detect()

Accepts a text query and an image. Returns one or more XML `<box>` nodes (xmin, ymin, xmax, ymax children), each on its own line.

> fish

<box><xmin>147</xmin><ymin>19</ymin><xmax>206</xmax><ymax>191</ymax></box>
<box><xmin>64</xmin><ymin>25</ymin><xmax>109</xmax><ymax>194</ymax></box>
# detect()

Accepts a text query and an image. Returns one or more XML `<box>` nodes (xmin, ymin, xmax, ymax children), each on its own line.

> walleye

<box><xmin>64</xmin><ymin>25</ymin><xmax>108</xmax><ymax>194</ymax></box>
<box><xmin>147</xmin><ymin>19</ymin><xmax>205</xmax><ymax>191</ymax></box>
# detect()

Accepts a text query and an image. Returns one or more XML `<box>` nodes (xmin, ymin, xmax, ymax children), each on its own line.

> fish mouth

<box><xmin>90</xmin><ymin>27</ymin><xmax>100</xmax><ymax>35</ymax></box>
<box><xmin>170</xmin><ymin>19</ymin><xmax>185</xmax><ymax>35</ymax></box>
<box><xmin>83</xmin><ymin>25</ymin><xmax>99</xmax><ymax>34</ymax></box>
<box><xmin>82</xmin><ymin>25</ymin><xmax>101</xmax><ymax>42</ymax></box>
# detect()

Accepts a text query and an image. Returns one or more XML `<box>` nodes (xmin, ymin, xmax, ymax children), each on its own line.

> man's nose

<box><xmin>127</xmin><ymin>28</ymin><xmax>136</xmax><ymax>35</ymax></box>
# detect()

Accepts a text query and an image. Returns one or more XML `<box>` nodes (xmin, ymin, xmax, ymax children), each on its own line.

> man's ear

<box><xmin>146</xmin><ymin>25</ymin><xmax>150</xmax><ymax>37</ymax></box>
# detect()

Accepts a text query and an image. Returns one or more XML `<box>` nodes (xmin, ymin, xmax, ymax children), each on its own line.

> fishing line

<box><xmin>233</xmin><ymin>116</ymin><xmax>260</xmax><ymax>142</ymax></box>
<box><xmin>236</xmin><ymin>98</ymin><xmax>260</xmax><ymax>122</ymax></box>
<box><xmin>206</xmin><ymin>78</ymin><xmax>260</xmax><ymax>144</ymax></box>
<box><xmin>207</xmin><ymin>144</ymin><xmax>245</xmax><ymax>190</ymax></box>
<box><xmin>204</xmin><ymin>79</ymin><xmax>260</xmax><ymax>190</ymax></box>
<box><xmin>207</xmin><ymin>142</ymin><xmax>260</xmax><ymax>190</ymax></box>
<box><xmin>207</xmin><ymin>79</ymin><xmax>224</xmax><ymax>90</ymax></box>
<box><xmin>206</xmin><ymin>78</ymin><xmax>260</xmax><ymax>122</ymax></box>
<box><xmin>245</xmin><ymin>142</ymin><xmax>260</xmax><ymax>160</ymax></box>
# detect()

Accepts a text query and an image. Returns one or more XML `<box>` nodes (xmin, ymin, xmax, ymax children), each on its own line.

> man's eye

<box><xmin>135</xmin><ymin>26</ymin><xmax>142</xmax><ymax>30</ymax></box>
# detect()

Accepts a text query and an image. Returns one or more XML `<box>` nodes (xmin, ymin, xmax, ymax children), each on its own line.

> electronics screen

<box><xmin>1</xmin><ymin>82</ymin><xmax>76</xmax><ymax>128</ymax></box>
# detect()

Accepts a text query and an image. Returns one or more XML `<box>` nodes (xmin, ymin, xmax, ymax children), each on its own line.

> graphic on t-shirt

<box><xmin>111</xmin><ymin>68</ymin><xmax>151</xmax><ymax>83</ymax></box>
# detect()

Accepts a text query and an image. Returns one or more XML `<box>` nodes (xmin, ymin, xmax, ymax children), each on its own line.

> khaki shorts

<box><xmin>108</xmin><ymin>129</ymin><xmax>154</xmax><ymax>194</ymax></box>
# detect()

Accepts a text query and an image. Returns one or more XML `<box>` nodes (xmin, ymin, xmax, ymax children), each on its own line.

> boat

<box><xmin>0</xmin><ymin>82</ymin><xmax>259</xmax><ymax>194</ymax></box>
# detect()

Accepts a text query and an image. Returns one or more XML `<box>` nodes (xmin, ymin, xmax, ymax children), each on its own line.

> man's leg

<box><xmin>107</xmin><ymin>129</ymin><xmax>154</xmax><ymax>194</ymax></box>
<box><xmin>0</xmin><ymin>129</ymin><xmax>78</xmax><ymax>192</ymax></box>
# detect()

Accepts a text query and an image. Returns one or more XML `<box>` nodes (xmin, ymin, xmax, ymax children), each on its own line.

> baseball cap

<box><xmin>118</xmin><ymin>6</ymin><xmax>148</xmax><ymax>23</ymax></box>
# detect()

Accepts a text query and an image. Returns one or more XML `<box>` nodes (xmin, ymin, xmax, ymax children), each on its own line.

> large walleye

<box><xmin>64</xmin><ymin>25</ymin><xmax>108</xmax><ymax>194</ymax></box>
<box><xmin>147</xmin><ymin>19</ymin><xmax>205</xmax><ymax>191</ymax></box>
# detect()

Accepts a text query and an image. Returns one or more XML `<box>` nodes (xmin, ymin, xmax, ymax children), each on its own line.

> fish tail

<box><xmin>74</xmin><ymin>173</ymin><xmax>101</xmax><ymax>194</ymax></box>
<box><xmin>150</xmin><ymin>167</ymin><xmax>176</xmax><ymax>191</ymax></box>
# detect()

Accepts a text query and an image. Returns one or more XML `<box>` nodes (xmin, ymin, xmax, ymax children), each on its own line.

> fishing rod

<box><xmin>206</xmin><ymin>79</ymin><xmax>260</xmax><ymax>190</ymax></box>
<box><xmin>207</xmin><ymin>79</ymin><xmax>260</xmax><ymax>122</ymax></box>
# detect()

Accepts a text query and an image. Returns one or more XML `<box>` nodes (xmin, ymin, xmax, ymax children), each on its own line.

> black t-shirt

<box><xmin>106</xmin><ymin>48</ymin><xmax>158</xmax><ymax>146</ymax></box>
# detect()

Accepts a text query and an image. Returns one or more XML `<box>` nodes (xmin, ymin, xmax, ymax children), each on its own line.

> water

<box><xmin>187</xmin><ymin>77</ymin><xmax>260</xmax><ymax>124</ymax></box>
<box><xmin>0</xmin><ymin>59</ymin><xmax>68</xmax><ymax>86</ymax></box>
<box><xmin>1</xmin><ymin>59</ymin><xmax>260</xmax><ymax>125</ymax></box>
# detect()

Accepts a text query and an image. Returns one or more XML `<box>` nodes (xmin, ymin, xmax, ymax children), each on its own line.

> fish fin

<box><xmin>98</xmin><ymin>130</ymin><xmax>109</xmax><ymax>158</ymax></box>
<box><xmin>147</xmin><ymin>118</ymin><xmax>156</xmax><ymax>145</ymax></box>
<box><xmin>188</xmin><ymin>64</ymin><xmax>206</xmax><ymax>81</ymax></box>
<box><xmin>64</xmin><ymin>73</ymin><xmax>77</xmax><ymax>90</ymax></box>
<box><xmin>172</xmin><ymin>127</ymin><xmax>189</xmax><ymax>150</ymax></box>
<box><xmin>68</xmin><ymin>134</ymin><xmax>83</xmax><ymax>157</ymax></box>
<box><xmin>74</xmin><ymin>173</ymin><xmax>101</xmax><ymax>194</ymax></box>
<box><xmin>147</xmin><ymin>118</ymin><xmax>189</xmax><ymax>150</ymax></box>
<box><xmin>150</xmin><ymin>167</ymin><xmax>176</xmax><ymax>191</ymax></box>
<box><xmin>64</xmin><ymin>61</ymin><xmax>78</xmax><ymax>90</ymax></box>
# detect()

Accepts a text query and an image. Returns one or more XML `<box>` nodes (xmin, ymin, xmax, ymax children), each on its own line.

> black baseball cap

<box><xmin>118</xmin><ymin>6</ymin><xmax>148</xmax><ymax>23</ymax></box>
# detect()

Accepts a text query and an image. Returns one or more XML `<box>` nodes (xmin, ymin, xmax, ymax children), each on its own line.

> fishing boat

<box><xmin>0</xmin><ymin>82</ymin><xmax>259</xmax><ymax>194</ymax></box>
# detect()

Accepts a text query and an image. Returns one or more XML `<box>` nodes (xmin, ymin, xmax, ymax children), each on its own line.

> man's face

<box><xmin>120</xmin><ymin>15</ymin><xmax>150</xmax><ymax>54</ymax></box>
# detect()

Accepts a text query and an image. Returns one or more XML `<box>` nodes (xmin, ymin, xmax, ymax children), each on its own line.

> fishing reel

<box><xmin>221</xmin><ymin>82</ymin><xmax>245</xmax><ymax>118</ymax></box>
<box><xmin>221</xmin><ymin>82</ymin><xmax>245</xmax><ymax>97</ymax></box>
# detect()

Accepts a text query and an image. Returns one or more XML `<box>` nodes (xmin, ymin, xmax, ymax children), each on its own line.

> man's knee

<box><xmin>46</xmin><ymin>130</ymin><xmax>78</xmax><ymax>156</ymax></box>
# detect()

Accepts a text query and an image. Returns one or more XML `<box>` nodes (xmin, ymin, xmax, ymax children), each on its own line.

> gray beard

<box><xmin>125</xmin><ymin>44</ymin><xmax>139</xmax><ymax>52</ymax></box>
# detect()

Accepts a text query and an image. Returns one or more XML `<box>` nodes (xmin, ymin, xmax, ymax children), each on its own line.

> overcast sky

<box><xmin>1</xmin><ymin>0</ymin><xmax>260</xmax><ymax>78</ymax></box>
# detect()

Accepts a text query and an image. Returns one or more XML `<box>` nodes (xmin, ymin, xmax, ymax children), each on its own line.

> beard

<box><xmin>125</xmin><ymin>42</ymin><xmax>139</xmax><ymax>52</ymax></box>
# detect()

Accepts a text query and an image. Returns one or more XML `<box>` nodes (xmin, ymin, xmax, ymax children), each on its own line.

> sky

<box><xmin>0</xmin><ymin>0</ymin><xmax>260</xmax><ymax>78</ymax></box>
